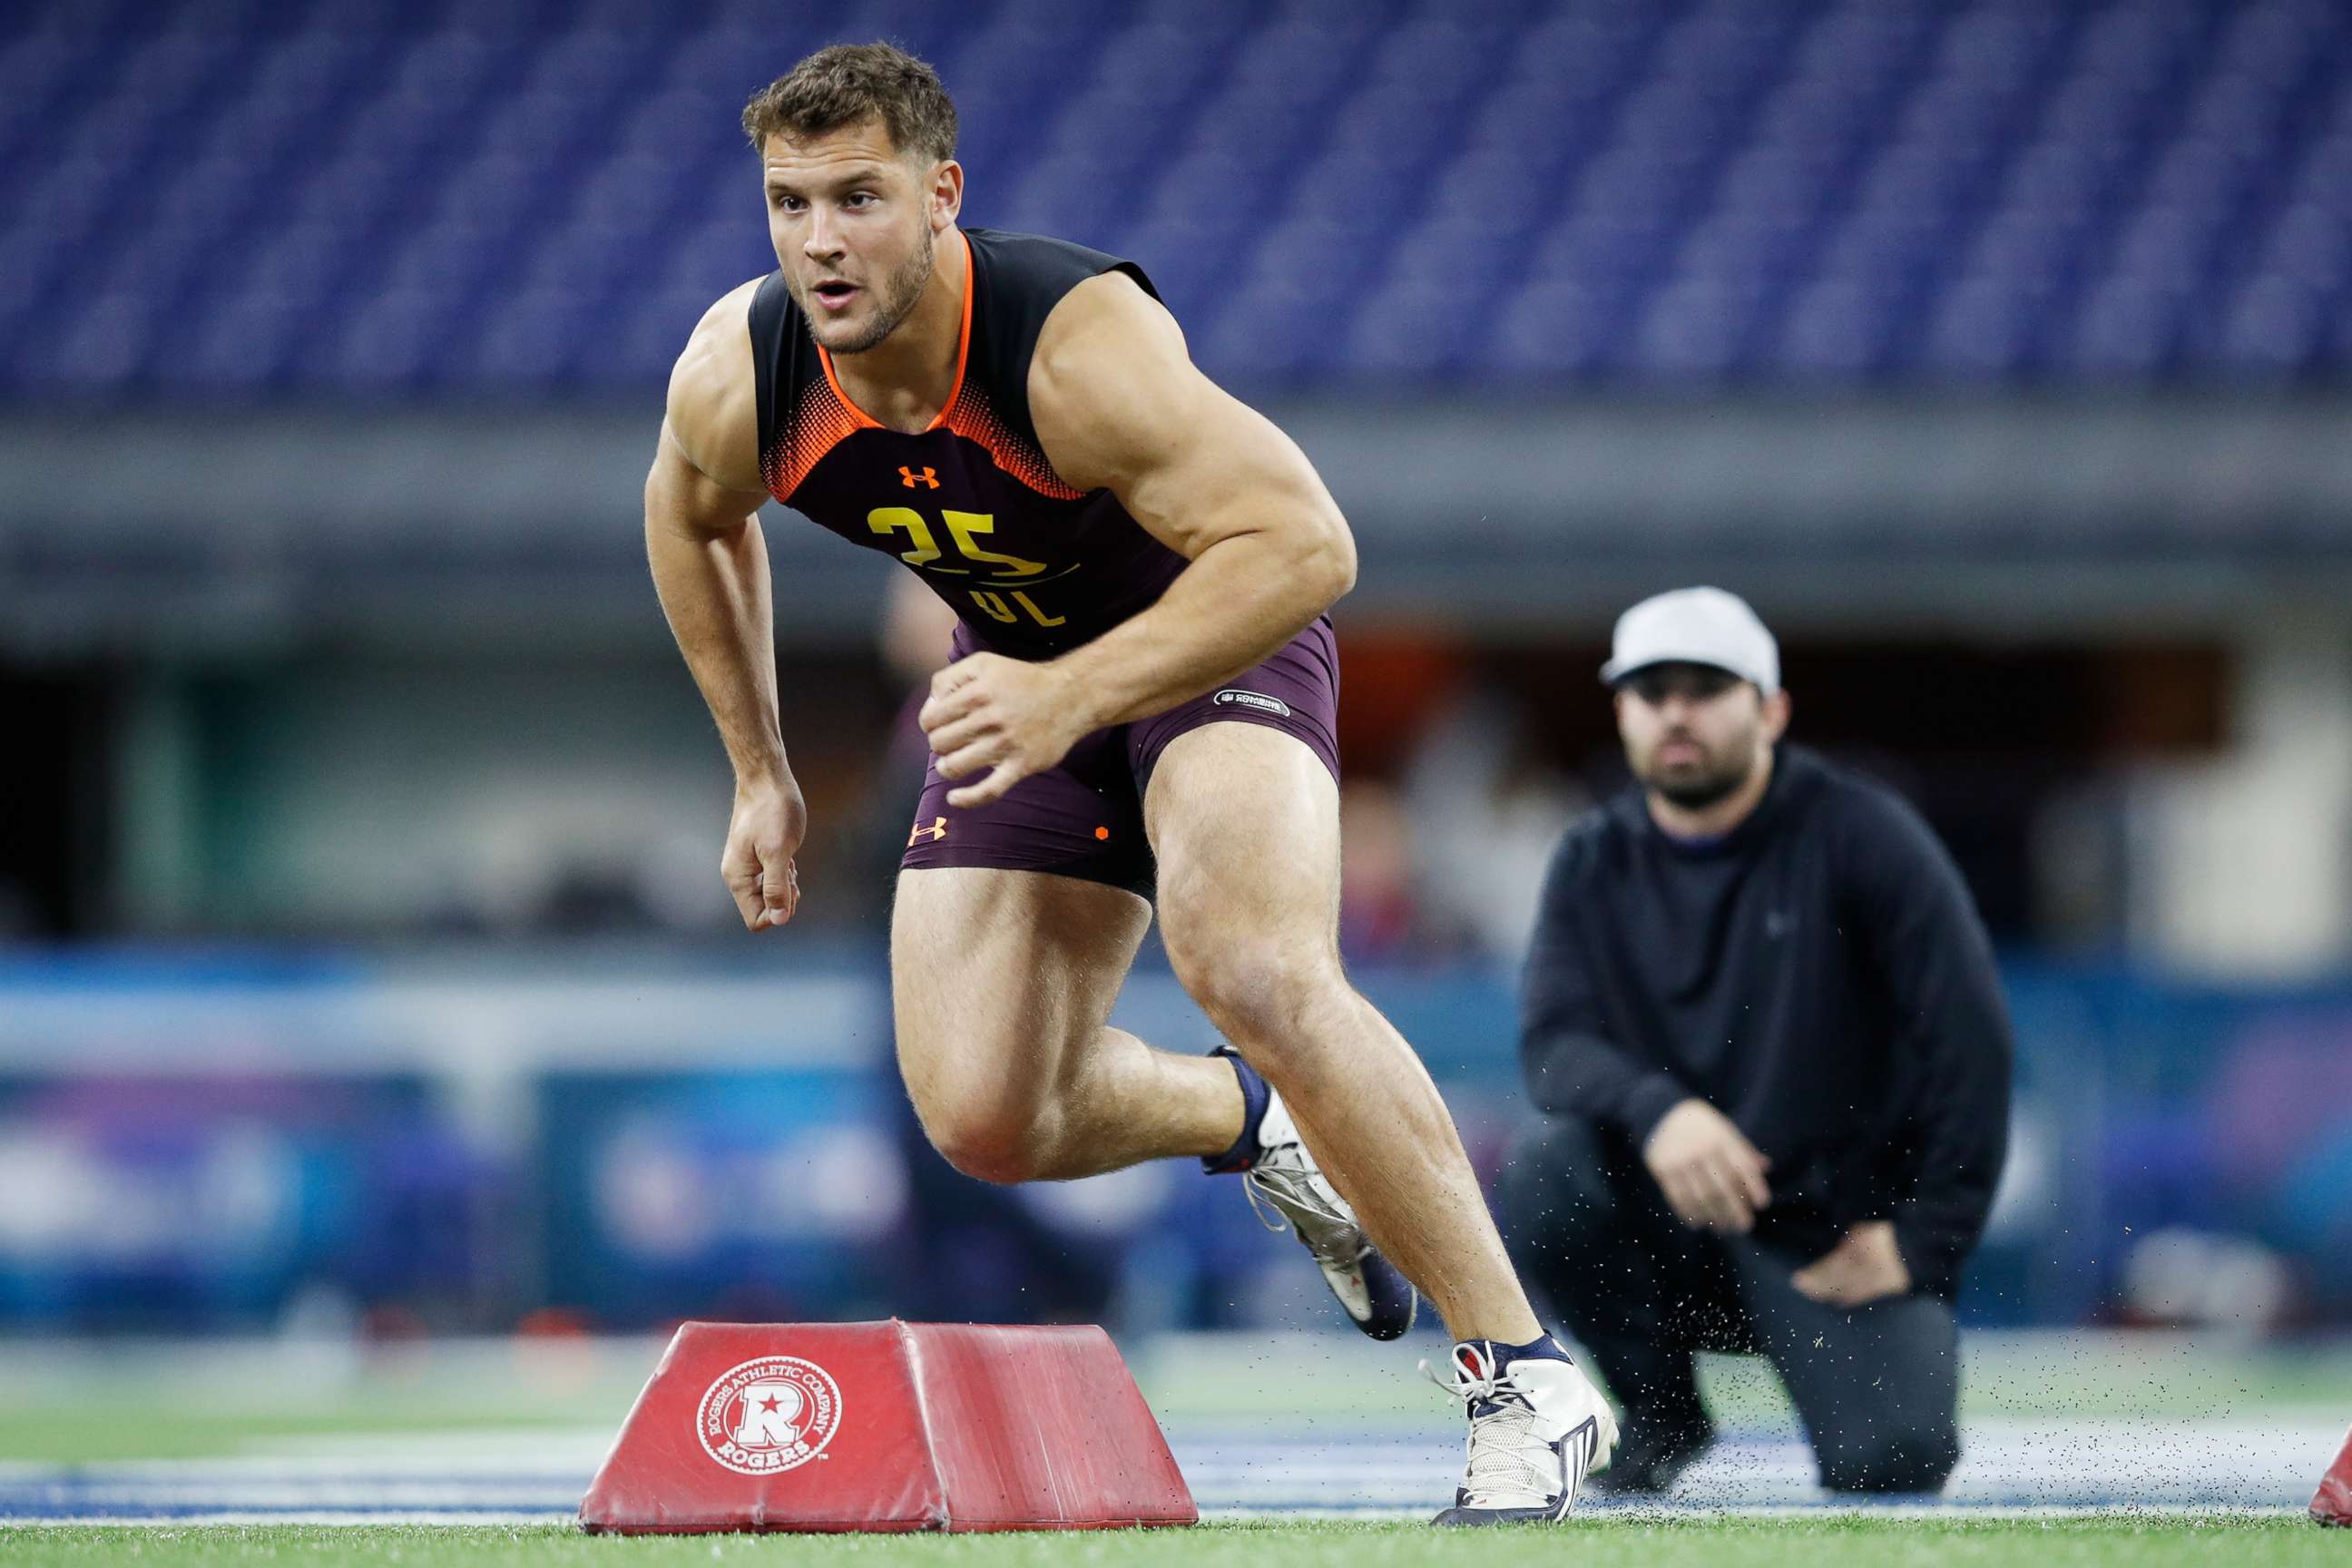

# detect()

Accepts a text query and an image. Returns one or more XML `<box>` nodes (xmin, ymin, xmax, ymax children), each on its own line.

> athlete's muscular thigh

<box><xmin>1145</xmin><ymin>723</ymin><xmax>1344</xmax><ymax>1042</ymax></box>
<box><xmin>889</xmin><ymin>866</ymin><xmax>1152</xmax><ymax>1178</ymax></box>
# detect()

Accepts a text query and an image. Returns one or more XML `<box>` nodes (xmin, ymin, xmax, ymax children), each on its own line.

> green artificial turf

<box><xmin>0</xmin><ymin>1518</ymin><xmax>2337</xmax><ymax>1568</ymax></box>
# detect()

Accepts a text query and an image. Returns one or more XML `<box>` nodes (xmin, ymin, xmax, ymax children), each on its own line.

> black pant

<box><xmin>1497</xmin><ymin>1115</ymin><xmax>1961</xmax><ymax>1494</ymax></box>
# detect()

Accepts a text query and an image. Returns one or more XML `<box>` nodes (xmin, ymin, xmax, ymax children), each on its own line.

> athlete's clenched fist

<box><xmin>720</xmin><ymin>777</ymin><xmax>808</xmax><ymax>931</ymax></box>
<box><xmin>919</xmin><ymin>652</ymin><xmax>1089</xmax><ymax>808</ymax></box>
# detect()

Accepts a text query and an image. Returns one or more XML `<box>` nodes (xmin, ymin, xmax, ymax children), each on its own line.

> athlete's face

<box><xmin>1614</xmin><ymin>663</ymin><xmax>1789</xmax><ymax>810</ymax></box>
<box><xmin>761</xmin><ymin>121</ymin><xmax>961</xmax><ymax>355</ymax></box>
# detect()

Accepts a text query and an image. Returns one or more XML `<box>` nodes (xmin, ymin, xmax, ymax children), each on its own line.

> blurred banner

<box><xmin>0</xmin><ymin>951</ymin><xmax>2344</xmax><ymax>1337</ymax></box>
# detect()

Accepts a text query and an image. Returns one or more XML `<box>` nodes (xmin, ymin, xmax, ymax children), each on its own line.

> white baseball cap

<box><xmin>1600</xmin><ymin>586</ymin><xmax>1779</xmax><ymax>694</ymax></box>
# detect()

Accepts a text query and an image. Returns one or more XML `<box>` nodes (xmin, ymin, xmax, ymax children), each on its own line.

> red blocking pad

<box><xmin>2314</xmin><ymin>1425</ymin><xmax>2352</xmax><ymax>1526</ymax></box>
<box><xmin>579</xmin><ymin>1319</ymin><xmax>1197</xmax><ymax>1534</ymax></box>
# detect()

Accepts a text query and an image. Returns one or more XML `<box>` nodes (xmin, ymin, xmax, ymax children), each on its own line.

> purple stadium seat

<box><xmin>4</xmin><ymin>0</ymin><xmax>2349</xmax><ymax>395</ymax></box>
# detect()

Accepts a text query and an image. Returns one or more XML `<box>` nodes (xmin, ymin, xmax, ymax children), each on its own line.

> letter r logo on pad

<box><xmin>730</xmin><ymin>1382</ymin><xmax>805</xmax><ymax>1448</ymax></box>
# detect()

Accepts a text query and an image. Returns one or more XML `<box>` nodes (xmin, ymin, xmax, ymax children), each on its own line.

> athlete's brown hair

<box><xmin>741</xmin><ymin>43</ymin><xmax>958</xmax><ymax>164</ymax></box>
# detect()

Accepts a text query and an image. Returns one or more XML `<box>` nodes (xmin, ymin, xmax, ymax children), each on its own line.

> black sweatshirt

<box><xmin>1519</xmin><ymin>745</ymin><xmax>2013</xmax><ymax>1297</ymax></box>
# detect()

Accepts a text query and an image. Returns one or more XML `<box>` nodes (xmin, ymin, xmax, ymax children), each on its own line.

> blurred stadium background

<box><xmin>4</xmin><ymin>0</ymin><xmax>2352</xmax><ymax>1520</ymax></box>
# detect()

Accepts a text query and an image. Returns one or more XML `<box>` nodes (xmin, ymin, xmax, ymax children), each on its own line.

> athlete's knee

<box><xmin>1166</xmin><ymin>931</ymin><xmax>1344</xmax><ymax>1054</ymax></box>
<box><xmin>1816</xmin><ymin>1417</ymin><xmax>1957</xmax><ymax>1494</ymax></box>
<box><xmin>920</xmin><ymin>1102</ymin><xmax>1054</xmax><ymax>1185</ymax></box>
<box><xmin>906</xmin><ymin>1069</ymin><xmax>1063</xmax><ymax>1185</ymax></box>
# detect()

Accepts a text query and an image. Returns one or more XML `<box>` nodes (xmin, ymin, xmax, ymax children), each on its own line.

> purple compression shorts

<box><xmin>900</xmin><ymin>616</ymin><xmax>1341</xmax><ymax>898</ymax></box>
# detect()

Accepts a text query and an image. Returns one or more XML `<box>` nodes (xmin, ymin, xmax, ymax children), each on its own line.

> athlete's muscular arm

<box><xmin>648</xmin><ymin>279</ymin><xmax>807</xmax><ymax>930</ymax></box>
<box><xmin>922</xmin><ymin>272</ymin><xmax>1355</xmax><ymax>807</ymax></box>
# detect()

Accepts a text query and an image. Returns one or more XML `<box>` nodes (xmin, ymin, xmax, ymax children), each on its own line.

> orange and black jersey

<box><xmin>750</xmin><ymin>227</ymin><xmax>1187</xmax><ymax>660</ymax></box>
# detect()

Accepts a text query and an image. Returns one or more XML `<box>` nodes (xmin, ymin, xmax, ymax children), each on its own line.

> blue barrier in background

<box><xmin>0</xmin><ymin>948</ymin><xmax>2345</xmax><ymax>1333</ymax></box>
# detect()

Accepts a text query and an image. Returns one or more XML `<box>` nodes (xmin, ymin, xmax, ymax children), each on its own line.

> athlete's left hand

<box><xmin>1791</xmin><ymin>1220</ymin><xmax>1912</xmax><ymax>1310</ymax></box>
<box><xmin>920</xmin><ymin>652</ymin><xmax>1090</xmax><ymax>808</ymax></box>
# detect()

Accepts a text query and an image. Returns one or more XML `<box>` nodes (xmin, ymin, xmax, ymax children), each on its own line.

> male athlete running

<box><xmin>645</xmin><ymin>42</ymin><xmax>1616</xmax><ymax>1523</ymax></box>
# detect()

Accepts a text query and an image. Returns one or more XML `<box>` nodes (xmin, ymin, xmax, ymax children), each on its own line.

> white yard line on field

<box><xmin>0</xmin><ymin>1418</ymin><xmax>2336</xmax><ymax>1522</ymax></box>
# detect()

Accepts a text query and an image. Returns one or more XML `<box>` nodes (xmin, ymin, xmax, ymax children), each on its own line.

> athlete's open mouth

<box><xmin>812</xmin><ymin>280</ymin><xmax>858</xmax><ymax>308</ymax></box>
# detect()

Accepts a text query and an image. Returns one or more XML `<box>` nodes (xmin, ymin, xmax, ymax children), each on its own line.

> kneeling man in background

<box><xmin>1501</xmin><ymin>587</ymin><xmax>2014</xmax><ymax>1494</ymax></box>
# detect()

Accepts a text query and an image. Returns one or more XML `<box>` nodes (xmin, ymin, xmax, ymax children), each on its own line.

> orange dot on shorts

<box><xmin>1094</xmin><ymin>826</ymin><xmax>1110</xmax><ymax>840</ymax></box>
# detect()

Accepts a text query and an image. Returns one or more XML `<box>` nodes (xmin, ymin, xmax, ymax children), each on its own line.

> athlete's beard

<box><xmin>1638</xmin><ymin>734</ymin><xmax>1758</xmax><ymax>811</ymax></box>
<box><xmin>816</xmin><ymin>225</ymin><xmax>936</xmax><ymax>355</ymax></box>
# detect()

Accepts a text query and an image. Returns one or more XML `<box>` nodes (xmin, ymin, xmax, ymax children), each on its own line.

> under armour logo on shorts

<box><xmin>907</xmin><ymin>816</ymin><xmax>948</xmax><ymax>845</ymax></box>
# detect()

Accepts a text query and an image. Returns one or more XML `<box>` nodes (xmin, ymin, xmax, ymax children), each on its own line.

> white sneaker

<box><xmin>1231</xmin><ymin>1075</ymin><xmax>1417</xmax><ymax>1340</ymax></box>
<box><xmin>1424</xmin><ymin>1340</ymin><xmax>1620</xmax><ymax>1524</ymax></box>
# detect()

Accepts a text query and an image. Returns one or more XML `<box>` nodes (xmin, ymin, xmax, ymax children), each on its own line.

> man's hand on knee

<box><xmin>1792</xmin><ymin>1220</ymin><xmax>1912</xmax><ymax>1308</ymax></box>
<box><xmin>1642</xmin><ymin>1099</ymin><xmax>1772</xmax><ymax>1233</ymax></box>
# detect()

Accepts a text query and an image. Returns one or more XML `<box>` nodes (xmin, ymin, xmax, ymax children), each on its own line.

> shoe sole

<box><xmin>1348</xmin><ymin>1250</ymin><xmax>1417</xmax><ymax>1340</ymax></box>
<box><xmin>1245</xmin><ymin>1171</ymin><xmax>1419</xmax><ymax>1341</ymax></box>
